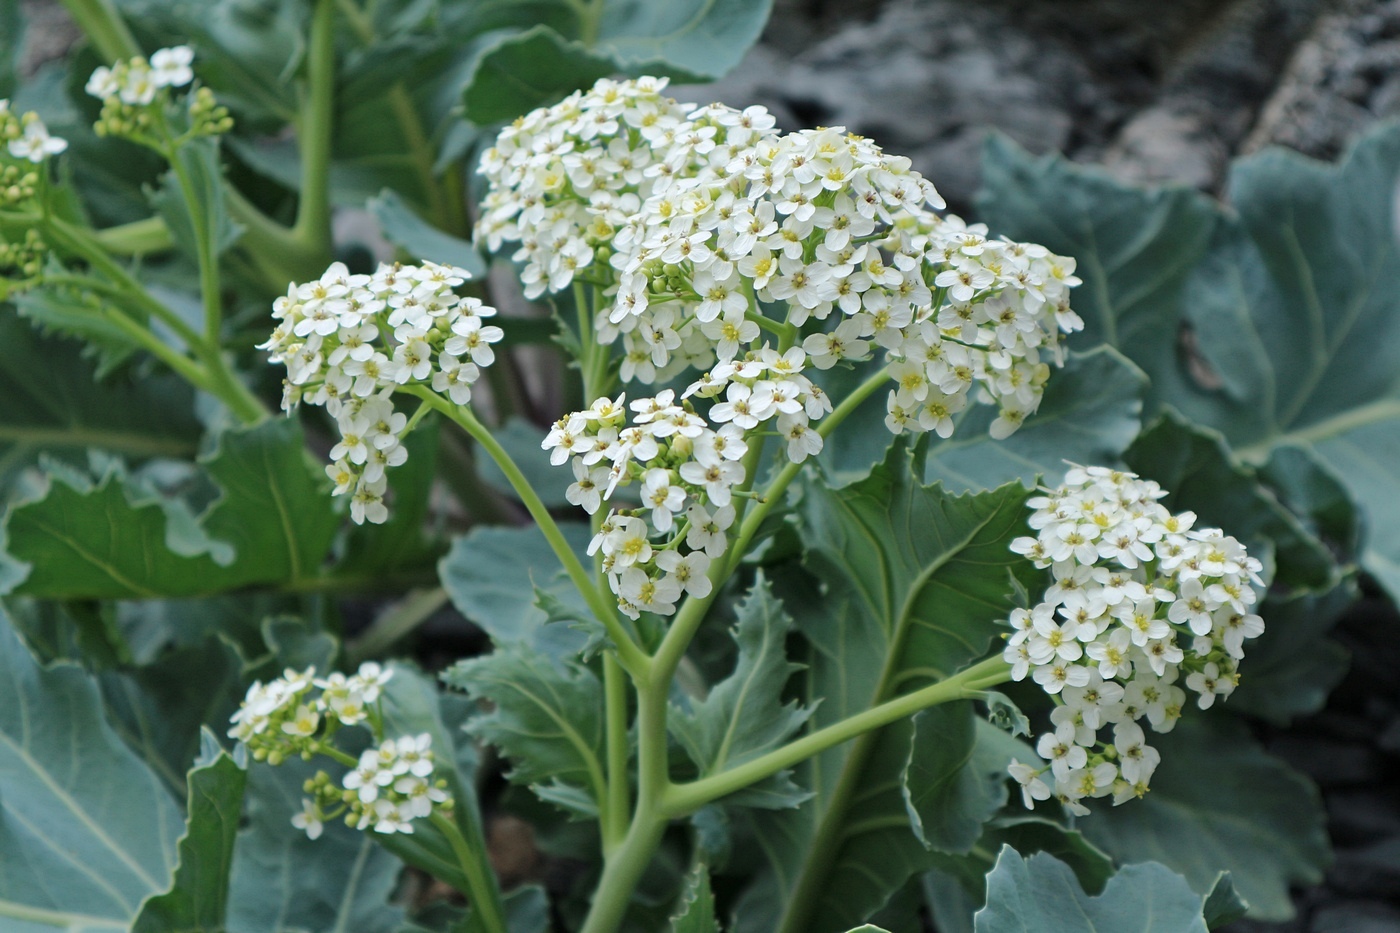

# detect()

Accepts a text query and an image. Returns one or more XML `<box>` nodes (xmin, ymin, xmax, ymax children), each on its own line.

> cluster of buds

<box><xmin>1004</xmin><ymin>466</ymin><xmax>1265</xmax><ymax>815</ymax></box>
<box><xmin>293</xmin><ymin>735</ymin><xmax>452</xmax><ymax>839</ymax></box>
<box><xmin>0</xmin><ymin>228</ymin><xmax>46</xmax><ymax>280</ymax></box>
<box><xmin>227</xmin><ymin>662</ymin><xmax>454</xmax><ymax>838</ymax></box>
<box><xmin>1</xmin><ymin>100</ymin><xmax>67</xmax><ymax>168</ymax></box>
<box><xmin>544</xmin><ymin>346</ymin><xmax>829</xmax><ymax>618</ymax></box>
<box><xmin>477</xmin><ymin>75</ymin><xmax>1084</xmax><ymax>441</ymax></box>
<box><xmin>86</xmin><ymin>46</ymin><xmax>230</xmax><ymax>141</ymax></box>
<box><xmin>260</xmin><ymin>261</ymin><xmax>503</xmax><ymax>524</ymax></box>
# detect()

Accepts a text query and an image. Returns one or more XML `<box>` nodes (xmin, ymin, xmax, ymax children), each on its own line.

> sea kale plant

<box><xmin>0</xmin><ymin>1</ymin><xmax>1384</xmax><ymax>932</ymax></box>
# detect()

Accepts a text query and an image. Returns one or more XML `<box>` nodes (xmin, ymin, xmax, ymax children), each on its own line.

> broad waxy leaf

<box><xmin>226</xmin><ymin>757</ymin><xmax>404</xmax><ymax>933</ymax></box>
<box><xmin>593</xmin><ymin>0</ymin><xmax>774</xmax><ymax>80</ymax></box>
<box><xmin>1080</xmin><ymin>715</ymin><xmax>1328</xmax><ymax>920</ymax></box>
<box><xmin>2</xmin><ymin>418</ymin><xmax>338</xmax><ymax>599</ymax></box>
<box><xmin>132</xmin><ymin>731</ymin><xmax>248</xmax><ymax>933</ymax></box>
<box><xmin>444</xmin><ymin>643</ymin><xmax>606</xmax><ymax>816</ymax></box>
<box><xmin>920</xmin><ymin>347</ymin><xmax>1147</xmax><ymax>492</ymax></box>
<box><xmin>734</xmin><ymin>449</ymin><xmax>1040</xmax><ymax>933</ymax></box>
<box><xmin>1226</xmin><ymin>583</ymin><xmax>1353</xmax><ymax>726</ymax></box>
<box><xmin>973</xmin><ymin>847</ymin><xmax>1209</xmax><ymax>933</ymax></box>
<box><xmin>439</xmin><ymin>522</ymin><xmax>593</xmax><ymax>657</ymax></box>
<box><xmin>979</xmin><ymin>125</ymin><xmax>1400</xmax><ymax>598</ymax></box>
<box><xmin>671</xmin><ymin>575</ymin><xmax>811</xmax><ymax>808</ymax></box>
<box><xmin>463</xmin><ymin>26</ymin><xmax>616</xmax><ymax>125</ymax></box>
<box><xmin>0</xmin><ymin>316</ymin><xmax>200</xmax><ymax>498</ymax></box>
<box><xmin>462</xmin><ymin>0</ymin><xmax>774</xmax><ymax>124</ymax></box>
<box><xmin>369</xmin><ymin>189</ymin><xmax>486</xmax><ymax>275</ymax></box>
<box><xmin>0</xmin><ymin>608</ymin><xmax>181</xmax><ymax>930</ymax></box>
<box><xmin>1123</xmin><ymin>413</ymin><xmax>1335</xmax><ymax>589</ymax></box>
<box><xmin>100</xmin><ymin>635</ymin><xmax>246</xmax><ymax>797</ymax></box>
<box><xmin>822</xmin><ymin>348</ymin><xmax>1145</xmax><ymax>491</ymax></box>
<box><xmin>976</xmin><ymin>134</ymin><xmax>1218</xmax><ymax>396</ymax></box>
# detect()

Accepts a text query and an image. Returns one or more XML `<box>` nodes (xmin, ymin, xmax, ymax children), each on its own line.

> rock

<box><xmin>1328</xmin><ymin>789</ymin><xmax>1400</xmax><ymax>846</ymax></box>
<box><xmin>1310</xmin><ymin>901</ymin><xmax>1400</xmax><ymax>932</ymax></box>
<box><xmin>1328</xmin><ymin>837</ymin><xmax>1400</xmax><ymax>900</ymax></box>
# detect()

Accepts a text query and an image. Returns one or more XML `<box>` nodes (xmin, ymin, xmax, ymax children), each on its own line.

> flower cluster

<box><xmin>1003</xmin><ymin>466</ymin><xmax>1265</xmax><ymax>815</ymax></box>
<box><xmin>544</xmin><ymin>346</ymin><xmax>830</xmax><ymax>618</ymax></box>
<box><xmin>478</xmin><ymin>75</ymin><xmax>1084</xmax><ymax>441</ymax></box>
<box><xmin>227</xmin><ymin>663</ymin><xmax>453</xmax><ymax>838</ymax></box>
<box><xmin>261</xmin><ymin>261</ymin><xmax>503</xmax><ymax>524</ymax></box>
<box><xmin>228</xmin><ymin>661</ymin><xmax>394</xmax><ymax>761</ymax></box>
<box><xmin>1</xmin><ymin>99</ymin><xmax>66</xmax><ymax>167</ymax></box>
<box><xmin>294</xmin><ymin>734</ymin><xmax>452</xmax><ymax>839</ymax></box>
<box><xmin>85</xmin><ymin>47</ymin><xmax>231</xmax><ymax>140</ymax></box>
<box><xmin>476</xmin><ymin>76</ymin><xmax>699</xmax><ymax>300</ymax></box>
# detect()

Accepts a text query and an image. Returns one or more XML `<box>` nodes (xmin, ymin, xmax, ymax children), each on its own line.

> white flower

<box><xmin>150</xmin><ymin>46</ymin><xmax>195</xmax><ymax>88</ymax></box>
<box><xmin>291</xmin><ymin>799</ymin><xmax>324</xmax><ymax>840</ymax></box>
<box><xmin>7</xmin><ymin>119</ymin><xmax>66</xmax><ymax>162</ymax></box>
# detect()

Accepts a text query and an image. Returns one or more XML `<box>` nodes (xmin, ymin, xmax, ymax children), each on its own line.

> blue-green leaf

<box><xmin>671</xmin><ymin>575</ymin><xmax>811</xmax><ymax>809</ymax></box>
<box><xmin>0</xmin><ymin>608</ymin><xmax>181</xmax><ymax>930</ymax></box>
<box><xmin>443</xmin><ymin>643</ymin><xmax>605</xmax><ymax>817</ymax></box>
<box><xmin>1080</xmin><ymin>716</ymin><xmax>1328</xmax><ymax>920</ymax></box>
<box><xmin>2</xmin><ymin>418</ymin><xmax>338</xmax><ymax>598</ymax></box>
<box><xmin>974</xmin><ymin>847</ymin><xmax>1209</xmax><ymax>933</ymax></box>
<box><xmin>132</xmin><ymin>731</ymin><xmax>248</xmax><ymax>932</ymax></box>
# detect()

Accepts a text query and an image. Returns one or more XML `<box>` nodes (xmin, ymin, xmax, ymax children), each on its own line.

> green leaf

<box><xmin>594</xmin><ymin>0</ymin><xmax>774</xmax><ymax>80</ymax></box>
<box><xmin>823</xmin><ymin>349</ymin><xmax>1147</xmax><ymax>491</ymax></box>
<box><xmin>1201</xmin><ymin>873</ymin><xmax>1250</xmax><ymax>929</ymax></box>
<box><xmin>0</xmin><ymin>0</ymin><xmax>22</xmax><ymax>98</ymax></box>
<box><xmin>100</xmin><ymin>635</ymin><xmax>246</xmax><ymax>796</ymax></box>
<box><xmin>902</xmin><ymin>705</ymin><xmax>1005</xmax><ymax>853</ymax></box>
<box><xmin>9</xmin><ymin>284</ymin><xmax>145</xmax><ymax>378</ymax></box>
<box><xmin>340</xmin><ymin>419</ymin><xmax>443</xmax><ymax>577</ymax></box>
<box><xmin>478</xmin><ymin>416</ymin><xmax>575</xmax><ymax>510</ymax></box>
<box><xmin>735</xmin><ymin>449</ymin><xmax>1039</xmax><ymax>933</ymax></box>
<box><xmin>1080</xmin><ymin>716</ymin><xmax>1328</xmax><ymax>920</ymax></box>
<box><xmin>921</xmin><ymin>348</ymin><xmax>1147</xmax><ymax>492</ymax></box>
<box><xmin>671</xmin><ymin>575</ymin><xmax>811</xmax><ymax>809</ymax></box>
<box><xmin>132</xmin><ymin>731</ymin><xmax>248</xmax><ymax>933</ymax></box>
<box><xmin>1123</xmin><ymin>412</ymin><xmax>1336</xmax><ymax>589</ymax></box>
<box><xmin>0</xmin><ymin>607</ymin><xmax>181</xmax><ymax>929</ymax></box>
<box><xmin>369</xmin><ymin>189</ymin><xmax>486</xmax><ymax>276</ymax></box>
<box><xmin>227</xmin><ymin>757</ymin><xmax>404</xmax><ymax>933</ymax></box>
<box><xmin>463</xmin><ymin>25</ymin><xmax>615</xmax><ymax>127</ymax></box>
<box><xmin>973</xmin><ymin>847</ymin><xmax>1209</xmax><ymax>933</ymax></box>
<box><xmin>438</xmin><ymin>522</ymin><xmax>593</xmax><ymax>657</ymax></box>
<box><xmin>444</xmin><ymin>643</ymin><xmax>606</xmax><ymax>817</ymax></box>
<box><xmin>670</xmin><ymin>865</ymin><xmax>718</xmax><ymax>933</ymax></box>
<box><xmin>2</xmin><ymin>418</ymin><xmax>338</xmax><ymax>598</ymax></box>
<box><xmin>979</xmin><ymin>124</ymin><xmax>1400</xmax><ymax>598</ymax></box>
<box><xmin>118</xmin><ymin>0</ymin><xmax>306</xmax><ymax>123</ymax></box>
<box><xmin>975</xmin><ymin>133</ymin><xmax>1218</xmax><ymax>395</ymax></box>
<box><xmin>1225</xmin><ymin>583</ymin><xmax>1353</xmax><ymax>726</ymax></box>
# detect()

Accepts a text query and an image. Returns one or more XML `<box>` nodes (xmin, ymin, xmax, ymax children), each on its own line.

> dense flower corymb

<box><xmin>261</xmin><ymin>260</ymin><xmax>502</xmax><ymax>523</ymax></box>
<box><xmin>478</xmin><ymin>75</ymin><xmax>1085</xmax><ymax>442</ymax></box>
<box><xmin>1004</xmin><ymin>466</ymin><xmax>1265</xmax><ymax>814</ymax></box>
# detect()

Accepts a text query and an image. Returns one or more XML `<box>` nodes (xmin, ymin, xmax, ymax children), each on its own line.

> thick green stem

<box><xmin>403</xmin><ymin>386</ymin><xmax>650</xmax><ymax>676</ymax></box>
<box><xmin>664</xmin><ymin>656</ymin><xmax>1012</xmax><ymax>817</ymax></box>
<box><xmin>579</xmin><ymin>680</ymin><xmax>670</xmax><ymax>933</ymax></box>
<box><xmin>60</xmin><ymin>0</ymin><xmax>141</xmax><ymax>61</ymax></box>
<box><xmin>292</xmin><ymin>0</ymin><xmax>336</xmax><ymax>257</ymax></box>
<box><xmin>430</xmin><ymin>811</ymin><xmax>508</xmax><ymax>933</ymax></box>
<box><xmin>602</xmin><ymin>652</ymin><xmax>631</xmax><ymax>853</ymax></box>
